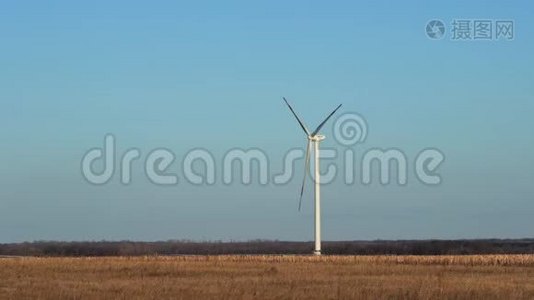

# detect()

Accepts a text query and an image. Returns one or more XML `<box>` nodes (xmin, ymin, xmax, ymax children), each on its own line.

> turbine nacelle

<box><xmin>308</xmin><ymin>134</ymin><xmax>325</xmax><ymax>142</ymax></box>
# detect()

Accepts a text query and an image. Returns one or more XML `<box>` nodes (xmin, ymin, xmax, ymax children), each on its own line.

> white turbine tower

<box><xmin>283</xmin><ymin>97</ymin><xmax>342</xmax><ymax>256</ymax></box>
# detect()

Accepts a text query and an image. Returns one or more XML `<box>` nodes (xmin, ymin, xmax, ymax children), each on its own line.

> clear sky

<box><xmin>1</xmin><ymin>1</ymin><xmax>533</xmax><ymax>242</ymax></box>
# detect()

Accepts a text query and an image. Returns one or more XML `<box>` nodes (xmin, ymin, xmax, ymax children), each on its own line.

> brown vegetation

<box><xmin>1</xmin><ymin>255</ymin><xmax>534</xmax><ymax>299</ymax></box>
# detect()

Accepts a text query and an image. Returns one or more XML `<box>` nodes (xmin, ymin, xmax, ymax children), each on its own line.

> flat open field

<box><xmin>1</xmin><ymin>255</ymin><xmax>534</xmax><ymax>299</ymax></box>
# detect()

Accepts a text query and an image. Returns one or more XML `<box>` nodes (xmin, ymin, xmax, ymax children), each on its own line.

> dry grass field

<box><xmin>1</xmin><ymin>255</ymin><xmax>534</xmax><ymax>299</ymax></box>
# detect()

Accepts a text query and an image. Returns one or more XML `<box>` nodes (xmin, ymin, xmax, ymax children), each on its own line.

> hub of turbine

<box><xmin>309</xmin><ymin>135</ymin><xmax>326</xmax><ymax>142</ymax></box>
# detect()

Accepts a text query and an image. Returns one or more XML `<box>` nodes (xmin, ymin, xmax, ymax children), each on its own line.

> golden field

<box><xmin>1</xmin><ymin>255</ymin><xmax>534</xmax><ymax>299</ymax></box>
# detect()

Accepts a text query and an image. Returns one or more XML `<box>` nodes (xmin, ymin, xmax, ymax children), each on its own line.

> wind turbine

<box><xmin>283</xmin><ymin>97</ymin><xmax>342</xmax><ymax>256</ymax></box>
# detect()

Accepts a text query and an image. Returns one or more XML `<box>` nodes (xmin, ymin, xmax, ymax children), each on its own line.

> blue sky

<box><xmin>1</xmin><ymin>1</ymin><xmax>533</xmax><ymax>242</ymax></box>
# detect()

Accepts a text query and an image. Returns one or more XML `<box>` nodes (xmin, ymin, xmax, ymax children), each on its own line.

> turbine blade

<box><xmin>311</xmin><ymin>104</ymin><xmax>342</xmax><ymax>136</ymax></box>
<box><xmin>283</xmin><ymin>97</ymin><xmax>311</xmax><ymax>136</ymax></box>
<box><xmin>298</xmin><ymin>140</ymin><xmax>312</xmax><ymax>211</ymax></box>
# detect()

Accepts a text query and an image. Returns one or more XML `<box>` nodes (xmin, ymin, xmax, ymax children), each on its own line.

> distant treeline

<box><xmin>1</xmin><ymin>239</ymin><xmax>534</xmax><ymax>257</ymax></box>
